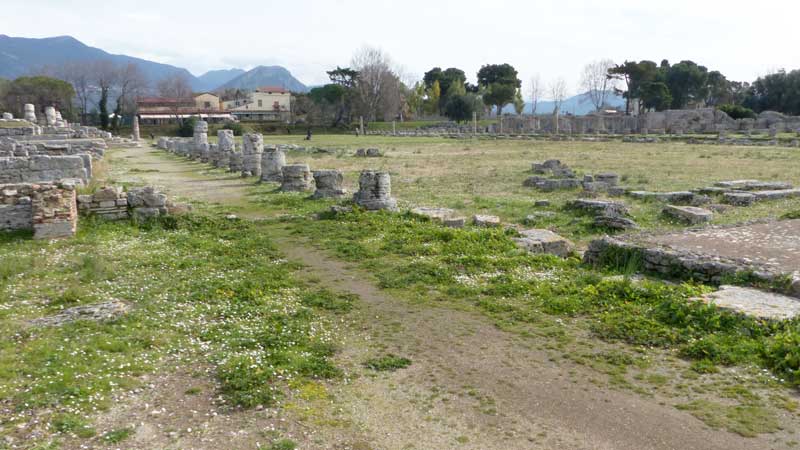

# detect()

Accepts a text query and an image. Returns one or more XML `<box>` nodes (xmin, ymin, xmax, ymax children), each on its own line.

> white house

<box><xmin>227</xmin><ymin>86</ymin><xmax>292</xmax><ymax>122</ymax></box>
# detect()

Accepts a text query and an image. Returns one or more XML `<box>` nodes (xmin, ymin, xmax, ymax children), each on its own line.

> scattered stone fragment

<box><xmin>443</xmin><ymin>217</ymin><xmax>466</xmax><ymax>228</ymax></box>
<box><xmin>411</xmin><ymin>207</ymin><xmax>455</xmax><ymax>222</ymax></box>
<box><xmin>697</xmin><ymin>286</ymin><xmax>800</xmax><ymax>320</ymax></box>
<box><xmin>534</xmin><ymin>200</ymin><xmax>551</xmax><ymax>207</ymax></box>
<box><xmin>595</xmin><ymin>173</ymin><xmax>620</xmax><ymax>186</ymax></box>
<box><xmin>30</xmin><ymin>300</ymin><xmax>129</xmax><ymax>327</ymax></box>
<box><xmin>714</xmin><ymin>180</ymin><xmax>793</xmax><ymax>191</ymax></box>
<box><xmin>473</xmin><ymin>215</ymin><xmax>501</xmax><ymax>227</ymax></box>
<box><xmin>514</xmin><ymin>229</ymin><xmax>573</xmax><ymax>257</ymax></box>
<box><xmin>594</xmin><ymin>214</ymin><xmax>638</xmax><ymax>230</ymax></box>
<box><xmin>530</xmin><ymin>178</ymin><xmax>582</xmax><ymax>192</ymax></box>
<box><xmin>753</xmin><ymin>188</ymin><xmax>800</xmax><ymax>201</ymax></box>
<box><xmin>662</xmin><ymin>204</ymin><xmax>713</xmax><ymax>225</ymax></box>
<box><xmin>567</xmin><ymin>199</ymin><xmax>630</xmax><ymax>217</ymax></box>
<box><xmin>629</xmin><ymin>190</ymin><xmax>696</xmax><ymax>204</ymax></box>
<box><xmin>723</xmin><ymin>192</ymin><xmax>757</xmax><ymax>206</ymax></box>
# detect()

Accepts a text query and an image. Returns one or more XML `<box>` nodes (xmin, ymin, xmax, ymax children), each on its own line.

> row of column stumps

<box><xmin>173</xmin><ymin>122</ymin><xmax>396</xmax><ymax>209</ymax></box>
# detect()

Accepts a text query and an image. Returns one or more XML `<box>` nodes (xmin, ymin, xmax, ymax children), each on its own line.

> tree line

<box><xmin>3</xmin><ymin>50</ymin><xmax>800</xmax><ymax>129</ymax></box>
<box><xmin>608</xmin><ymin>60</ymin><xmax>800</xmax><ymax>117</ymax></box>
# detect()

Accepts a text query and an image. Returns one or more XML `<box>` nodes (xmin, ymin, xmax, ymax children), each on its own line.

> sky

<box><xmin>2</xmin><ymin>0</ymin><xmax>799</xmax><ymax>98</ymax></box>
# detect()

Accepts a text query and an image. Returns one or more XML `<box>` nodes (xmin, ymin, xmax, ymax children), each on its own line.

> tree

<box><xmin>639</xmin><ymin>81</ymin><xmax>672</xmax><ymax>111</ymax></box>
<box><xmin>350</xmin><ymin>46</ymin><xmax>401</xmax><ymax>121</ymax></box>
<box><xmin>423</xmin><ymin>67</ymin><xmax>467</xmax><ymax>113</ymax></box>
<box><xmin>705</xmin><ymin>71</ymin><xmax>733</xmax><ymax>107</ymax></box>
<box><xmin>327</xmin><ymin>66</ymin><xmax>359</xmax><ymax>88</ymax></box>
<box><xmin>55</xmin><ymin>61</ymin><xmax>93</xmax><ymax>123</ymax></box>
<box><xmin>112</xmin><ymin>63</ymin><xmax>147</xmax><ymax>131</ymax></box>
<box><xmin>1</xmin><ymin>76</ymin><xmax>75</xmax><ymax>120</ymax></box>
<box><xmin>92</xmin><ymin>60</ymin><xmax>118</xmax><ymax>130</ymax></box>
<box><xmin>663</xmin><ymin>60</ymin><xmax>709</xmax><ymax>109</ymax></box>
<box><xmin>549</xmin><ymin>77</ymin><xmax>568</xmax><ymax>114</ymax></box>
<box><xmin>425</xmin><ymin>80</ymin><xmax>441</xmax><ymax>115</ymax></box>
<box><xmin>529</xmin><ymin>74</ymin><xmax>543</xmax><ymax>115</ymax></box>
<box><xmin>513</xmin><ymin>89</ymin><xmax>525</xmax><ymax>115</ymax></box>
<box><xmin>608</xmin><ymin>60</ymin><xmax>659</xmax><ymax>114</ymax></box>
<box><xmin>477</xmin><ymin>63</ymin><xmax>521</xmax><ymax>116</ymax></box>
<box><xmin>743</xmin><ymin>69</ymin><xmax>800</xmax><ymax>115</ymax></box>
<box><xmin>406</xmin><ymin>81</ymin><xmax>426</xmax><ymax>119</ymax></box>
<box><xmin>443</xmin><ymin>94</ymin><xmax>475</xmax><ymax>123</ymax></box>
<box><xmin>157</xmin><ymin>73</ymin><xmax>193</xmax><ymax>124</ymax></box>
<box><xmin>580</xmin><ymin>59</ymin><xmax>617</xmax><ymax>111</ymax></box>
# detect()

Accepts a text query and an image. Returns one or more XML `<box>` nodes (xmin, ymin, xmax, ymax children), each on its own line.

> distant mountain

<box><xmin>0</xmin><ymin>34</ymin><xmax>194</xmax><ymax>85</ymax></box>
<box><xmin>503</xmin><ymin>91</ymin><xmax>626</xmax><ymax>116</ymax></box>
<box><xmin>193</xmin><ymin>68</ymin><xmax>246</xmax><ymax>92</ymax></box>
<box><xmin>217</xmin><ymin>65</ymin><xmax>308</xmax><ymax>92</ymax></box>
<box><xmin>0</xmin><ymin>35</ymin><xmax>308</xmax><ymax>95</ymax></box>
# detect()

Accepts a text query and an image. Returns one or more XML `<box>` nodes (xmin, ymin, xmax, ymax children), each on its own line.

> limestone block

<box><xmin>663</xmin><ymin>205</ymin><xmax>713</xmax><ymax>225</ymax></box>
<box><xmin>473</xmin><ymin>215</ymin><xmax>500</xmax><ymax>227</ymax></box>
<box><xmin>311</xmin><ymin>170</ymin><xmax>347</xmax><ymax>199</ymax></box>
<box><xmin>280</xmin><ymin>164</ymin><xmax>313</xmax><ymax>192</ymax></box>
<box><xmin>514</xmin><ymin>229</ymin><xmax>573</xmax><ymax>257</ymax></box>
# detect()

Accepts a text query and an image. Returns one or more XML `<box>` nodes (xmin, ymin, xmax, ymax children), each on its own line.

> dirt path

<box><xmin>105</xmin><ymin>144</ymin><xmax>784</xmax><ymax>450</ymax></box>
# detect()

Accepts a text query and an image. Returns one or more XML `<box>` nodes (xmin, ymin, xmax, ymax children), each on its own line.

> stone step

<box><xmin>695</xmin><ymin>285</ymin><xmax>800</xmax><ymax>320</ymax></box>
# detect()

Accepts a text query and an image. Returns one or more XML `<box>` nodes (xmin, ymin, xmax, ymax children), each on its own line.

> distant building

<box><xmin>136</xmin><ymin>93</ymin><xmax>233</xmax><ymax>125</ymax></box>
<box><xmin>226</xmin><ymin>86</ymin><xmax>292</xmax><ymax>122</ymax></box>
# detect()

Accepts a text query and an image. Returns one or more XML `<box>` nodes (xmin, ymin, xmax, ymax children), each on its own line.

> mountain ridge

<box><xmin>0</xmin><ymin>35</ymin><xmax>308</xmax><ymax>93</ymax></box>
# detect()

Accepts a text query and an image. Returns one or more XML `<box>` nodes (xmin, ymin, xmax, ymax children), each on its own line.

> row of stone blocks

<box><xmin>158</xmin><ymin>125</ymin><xmax>397</xmax><ymax>210</ymax></box>
<box><xmin>77</xmin><ymin>186</ymin><xmax>173</xmax><ymax>221</ymax></box>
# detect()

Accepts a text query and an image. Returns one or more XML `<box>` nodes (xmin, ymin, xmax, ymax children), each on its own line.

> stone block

<box><xmin>514</xmin><ymin>229</ymin><xmax>573</xmax><ymax>257</ymax></box>
<box><xmin>663</xmin><ymin>205</ymin><xmax>713</xmax><ymax>225</ymax></box>
<box><xmin>473</xmin><ymin>215</ymin><xmax>500</xmax><ymax>227</ymax></box>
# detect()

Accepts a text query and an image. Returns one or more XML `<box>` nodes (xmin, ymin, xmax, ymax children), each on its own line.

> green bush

<box><xmin>221</xmin><ymin>120</ymin><xmax>245</xmax><ymax>136</ymax></box>
<box><xmin>177</xmin><ymin>116</ymin><xmax>198</xmax><ymax>137</ymax></box>
<box><xmin>718</xmin><ymin>104</ymin><xmax>756</xmax><ymax>120</ymax></box>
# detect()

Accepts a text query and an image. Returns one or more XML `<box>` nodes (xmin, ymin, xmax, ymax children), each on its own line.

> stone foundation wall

<box><xmin>0</xmin><ymin>181</ymin><xmax>78</xmax><ymax>239</ymax></box>
<box><xmin>0</xmin><ymin>155</ymin><xmax>90</xmax><ymax>184</ymax></box>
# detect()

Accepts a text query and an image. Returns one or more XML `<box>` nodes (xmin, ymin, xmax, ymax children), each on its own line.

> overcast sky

<box><xmin>3</xmin><ymin>0</ymin><xmax>799</xmax><ymax>98</ymax></box>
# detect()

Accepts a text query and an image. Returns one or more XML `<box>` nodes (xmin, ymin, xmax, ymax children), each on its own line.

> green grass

<box><xmin>676</xmin><ymin>400</ymin><xmax>781</xmax><ymax>437</ymax></box>
<box><xmin>364</xmin><ymin>354</ymin><xmax>412</xmax><ymax>372</ymax></box>
<box><xmin>0</xmin><ymin>215</ymin><xmax>348</xmax><ymax>445</ymax></box>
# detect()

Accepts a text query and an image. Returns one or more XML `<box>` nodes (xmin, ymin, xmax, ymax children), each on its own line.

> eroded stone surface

<box><xmin>411</xmin><ymin>207</ymin><xmax>455</xmax><ymax>222</ymax></box>
<box><xmin>644</xmin><ymin>219</ymin><xmax>800</xmax><ymax>278</ymax></box>
<box><xmin>698</xmin><ymin>286</ymin><xmax>800</xmax><ymax>320</ymax></box>
<box><xmin>514</xmin><ymin>229</ymin><xmax>573</xmax><ymax>257</ymax></box>
<box><xmin>30</xmin><ymin>300</ymin><xmax>130</xmax><ymax>327</ymax></box>
<box><xmin>662</xmin><ymin>205</ymin><xmax>713</xmax><ymax>225</ymax></box>
<box><xmin>473</xmin><ymin>215</ymin><xmax>501</xmax><ymax>227</ymax></box>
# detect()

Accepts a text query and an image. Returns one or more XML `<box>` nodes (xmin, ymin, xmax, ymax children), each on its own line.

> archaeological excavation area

<box><xmin>3</xmin><ymin>112</ymin><xmax>800</xmax><ymax>449</ymax></box>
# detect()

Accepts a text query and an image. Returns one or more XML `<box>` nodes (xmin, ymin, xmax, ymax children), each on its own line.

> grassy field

<box><xmin>0</xmin><ymin>216</ymin><xmax>353</xmax><ymax>448</ymax></box>
<box><xmin>238</xmin><ymin>135</ymin><xmax>800</xmax><ymax>245</ymax></box>
<box><xmin>4</xmin><ymin>136</ymin><xmax>800</xmax><ymax>447</ymax></box>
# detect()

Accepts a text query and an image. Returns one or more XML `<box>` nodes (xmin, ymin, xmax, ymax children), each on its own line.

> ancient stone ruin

<box><xmin>353</xmin><ymin>170</ymin><xmax>397</xmax><ymax>210</ymax></box>
<box><xmin>78</xmin><ymin>186</ymin><xmax>182</xmax><ymax>221</ymax></box>
<box><xmin>312</xmin><ymin>170</ymin><xmax>347</xmax><ymax>199</ymax></box>
<box><xmin>261</xmin><ymin>146</ymin><xmax>286</xmax><ymax>182</ymax></box>
<box><xmin>242</xmin><ymin>133</ymin><xmax>264</xmax><ymax>177</ymax></box>
<box><xmin>280</xmin><ymin>164</ymin><xmax>313</xmax><ymax>192</ymax></box>
<box><xmin>0</xmin><ymin>180</ymin><xmax>78</xmax><ymax>239</ymax></box>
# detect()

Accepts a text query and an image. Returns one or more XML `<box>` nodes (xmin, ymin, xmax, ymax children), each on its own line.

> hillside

<box><xmin>217</xmin><ymin>66</ymin><xmax>308</xmax><ymax>92</ymax></box>
<box><xmin>193</xmin><ymin>68</ymin><xmax>246</xmax><ymax>92</ymax></box>
<box><xmin>0</xmin><ymin>35</ymin><xmax>308</xmax><ymax>94</ymax></box>
<box><xmin>0</xmin><ymin>34</ymin><xmax>194</xmax><ymax>84</ymax></box>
